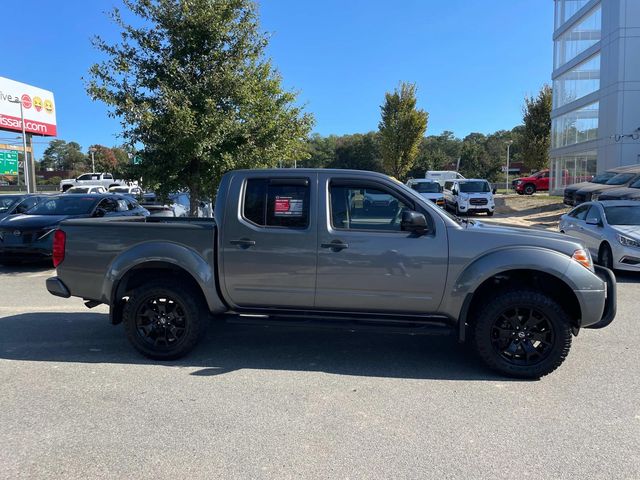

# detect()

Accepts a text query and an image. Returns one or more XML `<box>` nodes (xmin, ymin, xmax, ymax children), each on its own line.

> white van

<box><xmin>426</xmin><ymin>170</ymin><xmax>465</xmax><ymax>187</ymax></box>
<box><xmin>406</xmin><ymin>179</ymin><xmax>445</xmax><ymax>207</ymax></box>
<box><xmin>443</xmin><ymin>179</ymin><xmax>496</xmax><ymax>216</ymax></box>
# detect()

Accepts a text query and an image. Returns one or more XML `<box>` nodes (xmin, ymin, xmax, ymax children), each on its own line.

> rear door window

<box><xmin>243</xmin><ymin>178</ymin><xmax>310</xmax><ymax>228</ymax></box>
<box><xmin>569</xmin><ymin>204</ymin><xmax>590</xmax><ymax>220</ymax></box>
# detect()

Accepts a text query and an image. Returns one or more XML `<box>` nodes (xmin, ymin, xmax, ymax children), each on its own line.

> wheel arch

<box><xmin>104</xmin><ymin>242</ymin><xmax>227</xmax><ymax>324</ymax></box>
<box><xmin>451</xmin><ymin>248</ymin><xmax>585</xmax><ymax>341</ymax></box>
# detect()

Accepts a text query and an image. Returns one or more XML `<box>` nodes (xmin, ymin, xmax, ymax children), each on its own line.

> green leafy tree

<box><xmin>329</xmin><ymin>132</ymin><xmax>382</xmax><ymax>172</ymax></box>
<box><xmin>87</xmin><ymin>0</ymin><xmax>313</xmax><ymax>213</ymax></box>
<box><xmin>41</xmin><ymin>140</ymin><xmax>87</xmax><ymax>172</ymax></box>
<box><xmin>378</xmin><ymin>82</ymin><xmax>428</xmax><ymax>180</ymax></box>
<box><xmin>521</xmin><ymin>84</ymin><xmax>552</xmax><ymax>172</ymax></box>
<box><xmin>302</xmin><ymin>134</ymin><xmax>338</xmax><ymax>168</ymax></box>
<box><xmin>408</xmin><ymin>131</ymin><xmax>462</xmax><ymax>178</ymax></box>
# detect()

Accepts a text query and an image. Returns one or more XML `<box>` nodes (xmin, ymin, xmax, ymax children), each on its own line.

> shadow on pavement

<box><xmin>615</xmin><ymin>271</ymin><xmax>640</xmax><ymax>284</ymax></box>
<box><xmin>0</xmin><ymin>262</ymin><xmax>54</xmax><ymax>275</ymax></box>
<box><xmin>0</xmin><ymin>312</ymin><xmax>516</xmax><ymax>382</ymax></box>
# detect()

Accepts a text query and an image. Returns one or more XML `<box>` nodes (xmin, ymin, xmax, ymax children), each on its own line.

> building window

<box><xmin>550</xmin><ymin>150</ymin><xmax>597</xmax><ymax>192</ymax></box>
<box><xmin>554</xmin><ymin>0</ymin><xmax>591</xmax><ymax>29</ymax></box>
<box><xmin>553</xmin><ymin>53</ymin><xmax>600</xmax><ymax>108</ymax></box>
<box><xmin>551</xmin><ymin>101</ymin><xmax>599</xmax><ymax>149</ymax></box>
<box><xmin>554</xmin><ymin>4</ymin><xmax>601</xmax><ymax>69</ymax></box>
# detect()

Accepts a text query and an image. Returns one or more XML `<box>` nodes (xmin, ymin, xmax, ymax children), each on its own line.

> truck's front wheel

<box><xmin>123</xmin><ymin>281</ymin><xmax>208</xmax><ymax>360</ymax></box>
<box><xmin>472</xmin><ymin>290</ymin><xmax>572</xmax><ymax>379</ymax></box>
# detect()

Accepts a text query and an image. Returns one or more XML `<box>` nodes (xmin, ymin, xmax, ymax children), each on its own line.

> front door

<box><xmin>315</xmin><ymin>174</ymin><xmax>449</xmax><ymax>314</ymax></box>
<box><xmin>221</xmin><ymin>173</ymin><xmax>318</xmax><ymax>309</ymax></box>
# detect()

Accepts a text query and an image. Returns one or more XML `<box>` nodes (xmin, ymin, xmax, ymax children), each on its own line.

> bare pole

<box><xmin>19</xmin><ymin>101</ymin><xmax>31</xmax><ymax>193</ymax></box>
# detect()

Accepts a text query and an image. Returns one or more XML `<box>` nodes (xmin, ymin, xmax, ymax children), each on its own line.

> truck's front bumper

<box><xmin>583</xmin><ymin>266</ymin><xmax>616</xmax><ymax>329</ymax></box>
<box><xmin>46</xmin><ymin>276</ymin><xmax>71</xmax><ymax>298</ymax></box>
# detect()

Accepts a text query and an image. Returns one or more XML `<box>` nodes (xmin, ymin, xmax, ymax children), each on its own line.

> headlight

<box><xmin>459</xmin><ymin>193</ymin><xmax>469</xmax><ymax>200</ymax></box>
<box><xmin>618</xmin><ymin>234</ymin><xmax>640</xmax><ymax>248</ymax></box>
<box><xmin>516</xmin><ymin>180</ymin><xmax>523</xmax><ymax>185</ymax></box>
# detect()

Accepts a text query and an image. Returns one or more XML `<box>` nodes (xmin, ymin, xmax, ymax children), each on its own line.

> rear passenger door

<box><xmin>221</xmin><ymin>174</ymin><xmax>318</xmax><ymax>309</ymax></box>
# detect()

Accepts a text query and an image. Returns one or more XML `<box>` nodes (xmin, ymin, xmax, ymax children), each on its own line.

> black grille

<box><xmin>470</xmin><ymin>198</ymin><xmax>488</xmax><ymax>206</ymax></box>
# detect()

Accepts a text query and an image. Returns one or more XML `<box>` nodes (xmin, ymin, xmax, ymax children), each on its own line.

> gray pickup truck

<box><xmin>47</xmin><ymin>169</ymin><xmax>616</xmax><ymax>378</ymax></box>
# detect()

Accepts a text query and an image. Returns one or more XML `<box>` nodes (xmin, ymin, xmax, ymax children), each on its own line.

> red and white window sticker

<box><xmin>274</xmin><ymin>196</ymin><xmax>303</xmax><ymax>216</ymax></box>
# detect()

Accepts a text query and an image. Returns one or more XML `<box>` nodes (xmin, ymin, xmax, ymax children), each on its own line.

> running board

<box><xmin>223</xmin><ymin>314</ymin><xmax>454</xmax><ymax>336</ymax></box>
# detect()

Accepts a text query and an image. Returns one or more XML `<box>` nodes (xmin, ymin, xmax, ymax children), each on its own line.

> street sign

<box><xmin>0</xmin><ymin>151</ymin><xmax>19</xmax><ymax>175</ymax></box>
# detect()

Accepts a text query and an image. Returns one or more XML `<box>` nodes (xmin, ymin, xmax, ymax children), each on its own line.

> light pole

<box><xmin>9</xmin><ymin>98</ymin><xmax>31</xmax><ymax>193</ymax></box>
<box><xmin>505</xmin><ymin>140</ymin><xmax>513</xmax><ymax>192</ymax></box>
<box><xmin>89</xmin><ymin>147</ymin><xmax>96</xmax><ymax>173</ymax></box>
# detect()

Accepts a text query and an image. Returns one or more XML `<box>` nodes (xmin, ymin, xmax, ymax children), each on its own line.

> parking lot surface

<box><xmin>1</xmin><ymin>264</ymin><xmax>639</xmax><ymax>479</ymax></box>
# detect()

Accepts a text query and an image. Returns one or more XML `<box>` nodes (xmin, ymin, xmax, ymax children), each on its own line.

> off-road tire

<box><xmin>123</xmin><ymin>280</ymin><xmax>208</xmax><ymax>360</ymax></box>
<box><xmin>472</xmin><ymin>290</ymin><xmax>572</xmax><ymax>379</ymax></box>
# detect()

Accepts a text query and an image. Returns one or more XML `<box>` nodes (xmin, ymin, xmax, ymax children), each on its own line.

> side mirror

<box><xmin>401</xmin><ymin>210</ymin><xmax>428</xmax><ymax>234</ymax></box>
<box><xmin>492</xmin><ymin>188</ymin><xmax>497</xmax><ymax>194</ymax></box>
<box><xmin>94</xmin><ymin>207</ymin><xmax>107</xmax><ymax>218</ymax></box>
<box><xmin>586</xmin><ymin>217</ymin><xmax>601</xmax><ymax>226</ymax></box>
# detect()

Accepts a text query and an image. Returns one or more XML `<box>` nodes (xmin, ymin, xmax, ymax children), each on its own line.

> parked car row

<box><xmin>563</xmin><ymin>165</ymin><xmax>640</xmax><ymax>206</ymax></box>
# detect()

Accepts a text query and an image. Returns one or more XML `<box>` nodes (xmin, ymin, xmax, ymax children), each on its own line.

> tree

<box><xmin>41</xmin><ymin>140</ymin><xmax>87</xmax><ymax>172</ymax></box>
<box><xmin>378</xmin><ymin>82</ymin><xmax>428</xmax><ymax>180</ymax></box>
<box><xmin>87</xmin><ymin>0</ymin><xmax>313</xmax><ymax>214</ymax></box>
<box><xmin>521</xmin><ymin>84</ymin><xmax>552</xmax><ymax>172</ymax></box>
<box><xmin>329</xmin><ymin>132</ymin><xmax>382</xmax><ymax>172</ymax></box>
<box><xmin>408</xmin><ymin>131</ymin><xmax>461</xmax><ymax>178</ymax></box>
<box><xmin>302</xmin><ymin>134</ymin><xmax>338</xmax><ymax>168</ymax></box>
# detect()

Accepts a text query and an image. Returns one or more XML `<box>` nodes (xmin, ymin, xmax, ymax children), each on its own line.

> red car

<box><xmin>512</xmin><ymin>169</ymin><xmax>570</xmax><ymax>195</ymax></box>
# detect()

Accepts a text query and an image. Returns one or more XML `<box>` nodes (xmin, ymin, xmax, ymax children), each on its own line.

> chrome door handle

<box><xmin>230</xmin><ymin>238</ymin><xmax>256</xmax><ymax>248</ymax></box>
<box><xmin>321</xmin><ymin>240</ymin><xmax>349</xmax><ymax>251</ymax></box>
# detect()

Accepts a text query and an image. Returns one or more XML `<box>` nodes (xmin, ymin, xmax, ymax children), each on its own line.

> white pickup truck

<box><xmin>59</xmin><ymin>172</ymin><xmax>125</xmax><ymax>192</ymax></box>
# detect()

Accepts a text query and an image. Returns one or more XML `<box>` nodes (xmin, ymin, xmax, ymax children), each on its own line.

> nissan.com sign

<box><xmin>0</xmin><ymin>77</ymin><xmax>57</xmax><ymax>136</ymax></box>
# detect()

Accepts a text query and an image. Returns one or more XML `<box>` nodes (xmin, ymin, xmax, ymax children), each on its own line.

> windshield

<box><xmin>68</xmin><ymin>187</ymin><xmax>92</xmax><ymax>193</ymax></box>
<box><xmin>629</xmin><ymin>178</ymin><xmax>640</xmax><ymax>189</ymax></box>
<box><xmin>605</xmin><ymin>173</ymin><xmax>636</xmax><ymax>185</ymax></box>
<box><xmin>29</xmin><ymin>196</ymin><xmax>98</xmax><ymax>216</ymax></box>
<box><xmin>459</xmin><ymin>181</ymin><xmax>491</xmax><ymax>193</ymax></box>
<box><xmin>604</xmin><ymin>206</ymin><xmax>640</xmax><ymax>225</ymax></box>
<box><xmin>592</xmin><ymin>172</ymin><xmax>616</xmax><ymax>184</ymax></box>
<box><xmin>0</xmin><ymin>195</ymin><xmax>21</xmax><ymax>213</ymax></box>
<box><xmin>411</xmin><ymin>182</ymin><xmax>441</xmax><ymax>193</ymax></box>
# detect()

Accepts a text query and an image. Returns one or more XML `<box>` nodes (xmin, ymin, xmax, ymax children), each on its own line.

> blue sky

<box><xmin>4</xmin><ymin>0</ymin><xmax>553</xmax><ymax>159</ymax></box>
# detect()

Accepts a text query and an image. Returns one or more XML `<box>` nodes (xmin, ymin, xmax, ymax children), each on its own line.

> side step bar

<box><xmin>223</xmin><ymin>314</ymin><xmax>454</xmax><ymax>336</ymax></box>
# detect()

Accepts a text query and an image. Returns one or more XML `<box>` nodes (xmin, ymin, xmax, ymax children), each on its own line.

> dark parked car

<box><xmin>0</xmin><ymin>194</ymin><xmax>48</xmax><ymax>221</ymax></box>
<box><xmin>573</xmin><ymin>171</ymin><xmax>640</xmax><ymax>205</ymax></box>
<box><xmin>598</xmin><ymin>176</ymin><xmax>640</xmax><ymax>201</ymax></box>
<box><xmin>0</xmin><ymin>194</ymin><xmax>148</xmax><ymax>264</ymax></box>
<box><xmin>562</xmin><ymin>168</ymin><xmax>629</xmax><ymax>206</ymax></box>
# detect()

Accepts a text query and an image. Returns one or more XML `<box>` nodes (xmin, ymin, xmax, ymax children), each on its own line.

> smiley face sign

<box><xmin>44</xmin><ymin>99</ymin><xmax>54</xmax><ymax>114</ymax></box>
<box><xmin>33</xmin><ymin>96</ymin><xmax>43</xmax><ymax>112</ymax></box>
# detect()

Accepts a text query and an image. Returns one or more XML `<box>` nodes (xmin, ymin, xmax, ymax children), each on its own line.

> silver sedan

<box><xmin>559</xmin><ymin>200</ymin><xmax>640</xmax><ymax>271</ymax></box>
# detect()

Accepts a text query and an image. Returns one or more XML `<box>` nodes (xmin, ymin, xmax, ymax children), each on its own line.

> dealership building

<box><xmin>550</xmin><ymin>0</ymin><xmax>640</xmax><ymax>194</ymax></box>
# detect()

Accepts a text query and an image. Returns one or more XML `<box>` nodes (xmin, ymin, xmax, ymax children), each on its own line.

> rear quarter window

<box><xmin>243</xmin><ymin>178</ymin><xmax>310</xmax><ymax>228</ymax></box>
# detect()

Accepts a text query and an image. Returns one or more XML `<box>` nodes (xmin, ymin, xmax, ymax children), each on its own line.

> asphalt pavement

<box><xmin>0</xmin><ymin>264</ymin><xmax>639</xmax><ymax>479</ymax></box>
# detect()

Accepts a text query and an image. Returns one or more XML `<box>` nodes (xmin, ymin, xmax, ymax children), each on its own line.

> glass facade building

<box><xmin>550</xmin><ymin>1</ymin><xmax>640</xmax><ymax>194</ymax></box>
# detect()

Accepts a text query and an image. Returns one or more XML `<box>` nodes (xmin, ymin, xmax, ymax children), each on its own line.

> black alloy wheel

<box><xmin>134</xmin><ymin>295</ymin><xmax>188</xmax><ymax>349</ymax></box>
<box><xmin>524</xmin><ymin>184</ymin><xmax>536</xmax><ymax>195</ymax></box>
<box><xmin>490</xmin><ymin>306</ymin><xmax>554</xmax><ymax>366</ymax></box>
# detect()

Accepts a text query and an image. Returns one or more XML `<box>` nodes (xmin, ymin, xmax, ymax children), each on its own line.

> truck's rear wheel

<box><xmin>472</xmin><ymin>290</ymin><xmax>572</xmax><ymax>379</ymax></box>
<box><xmin>123</xmin><ymin>281</ymin><xmax>208</xmax><ymax>360</ymax></box>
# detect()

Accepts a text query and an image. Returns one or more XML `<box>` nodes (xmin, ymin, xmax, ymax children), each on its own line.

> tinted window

<box><xmin>98</xmin><ymin>198</ymin><xmax>118</xmax><ymax>213</ymax></box>
<box><xmin>330</xmin><ymin>184</ymin><xmax>409</xmax><ymax>232</ymax></box>
<box><xmin>591</xmin><ymin>172</ymin><xmax>616</xmax><ymax>184</ymax></box>
<box><xmin>604</xmin><ymin>206</ymin><xmax>640</xmax><ymax>225</ymax></box>
<box><xmin>586</xmin><ymin>205</ymin><xmax>602</xmax><ymax>224</ymax></box>
<box><xmin>116</xmin><ymin>199</ymin><xmax>129</xmax><ymax>212</ymax></box>
<box><xmin>127</xmin><ymin>199</ymin><xmax>139</xmax><ymax>211</ymax></box>
<box><xmin>569</xmin><ymin>204</ymin><xmax>590</xmax><ymax>220</ymax></box>
<box><xmin>29</xmin><ymin>196</ymin><xmax>98</xmax><ymax>215</ymax></box>
<box><xmin>0</xmin><ymin>195</ymin><xmax>21</xmax><ymax>213</ymax></box>
<box><xmin>459</xmin><ymin>181</ymin><xmax>491</xmax><ymax>193</ymax></box>
<box><xmin>243</xmin><ymin>179</ymin><xmax>309</xmax><ymax>228</ymax></box>
<box><xmin>605</xmin><ymin>173</ymin><xmax>636</xmax><ymax>185</ymax></box>
<box><xmin>15</xmin><ymin>197</ymin><xmax>41</xmax><ymax>214</ymax></box>
<box><xmin>444</xmin><ymin>181</ymin><xmax>454</xmax><ymax>191</ymax></box>
<box><xmin>411</xmin><ymin>182</ymin><xmax>441</xmax><ymax>193</ymax></box>
<box><xmin>103</xmin><ymin>174</ymin><xmax>113</xmax><ymax>179</ymax></box>
<box><xmin>77</xmin><ymin>174</ymin><xmax>94</xmax><ymax>181</ymax></box>
<box><xmin>630</xmin><ymin>178</ymin><xmax>640</xmax><ymax>189</ymax></box>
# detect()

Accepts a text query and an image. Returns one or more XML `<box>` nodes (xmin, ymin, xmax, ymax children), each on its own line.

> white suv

<box><xmin>444</xmin><ymin>179</ymin><xmax>495</xmax><ymax>216</ymax></box>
